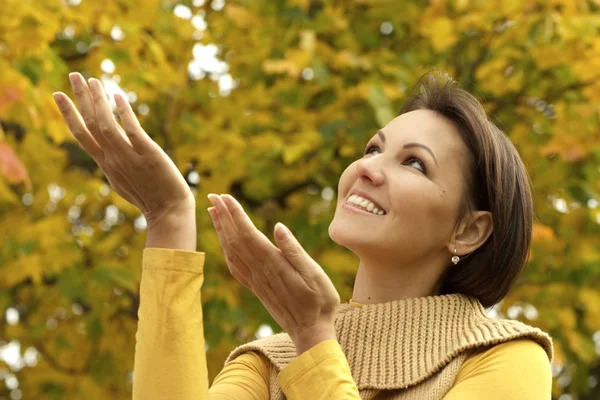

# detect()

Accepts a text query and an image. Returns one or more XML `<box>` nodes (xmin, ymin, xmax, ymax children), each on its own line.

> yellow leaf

<box><xmin>203</xmin><ymin>279</ymin><xmax>240</xmax><ymax>308</ymax></box>
<box><xmin>319</xmin><ymin>248</ymin><xmax>359</xmax><ymax>275</ymax></box>
<box><xmin>97</xmin><ymin>14</ymin><xmax>113</xmax><ymax>35</ymax></box>
<box><xmin>263</xmin><ymin>59</ymin><xmax>300</xmax><ymax>77</ymax></box>
<box><xmin>300</xmin><ymin>30</ymin><xmax>316</xmax><ymax>53</ymax></box>
<box><xmin>283</xmin><ymin>142</ymin><xmax>311</xmax><ymax>165</ymax></box>
<box><xmin>0</xmin><ymin>175</ymin><xmax>19</xmax><ymax>205</ymax></box>
<box><xmin>532</xmin><ymin>222</ymin><xmax>556</xmax><ymax>242</ymax></box>
<box><xmin>579</xmin><ymin>288</ymin><xmax>600</xmax><ymax>331</ymax></box>
<box><xmin>340</xmin><ymin>144</ymin><xmax>356</xmax><ymax>157</ymax></box>
<box><xmin>225</xmin><ymin>4</ymin><xmax>255</xmax><ymax>28</ymax></box>
<box><xmin>289</xmin><ymin>0</ymin><xmax>310</xmax><ymax>10</ymax></box>
<box><xmin>422</xmin><ymin>17</ymin><xmax>458</xmax><ymax>52</ymax></box>
<box><xmin>282</xmin><ymin>130</ymin><xmax>321</xmax><ymax>165</ymax></box>
<box><xmin>555</xmin><ymin>307</ymin><xmax>576</xmax><ymax>329</ymax></box>
<box><xmin>0</xmin><ymin>253</ymin><xmax>44</xmax><ymax>286</ymax></box>
<box><xmin>566</xmin><ymin>330</ymin><xmax>596</xmax><ymax>363</ymax></box>
<box><xmin>0</xmin><ymin>141</ymin><xmax>31</xmax><ymax>190</ymax></box>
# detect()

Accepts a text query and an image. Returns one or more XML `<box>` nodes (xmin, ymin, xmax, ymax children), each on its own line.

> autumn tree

<box><xmin>1</xmin><ymin>0</ymin><xmax>600</xmax><ymax>398</ymax></box>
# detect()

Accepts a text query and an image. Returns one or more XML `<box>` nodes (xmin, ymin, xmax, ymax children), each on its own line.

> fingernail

<box><xmin>88</xmin><ymin>78</ymin><xmax>98</xmax><ymax>91</ymax></box>
<box><xmin>52</xmin><ymin>92</ymin><xmax>61</xmax><ymax>102</ymax></box>
<box><xmin>68</xmin><ymin>72</ymin><xmax>78</xmax><ymax>85</ymax></box>
<box><xmin>275</xmin><ymin>222</ymin><xmax>290</xmax><ymax>241</ymax></box>
<box><xmin>207</xmin><ymin>193</ymin><xmax>217</xmax><ymax>203</ymax></box>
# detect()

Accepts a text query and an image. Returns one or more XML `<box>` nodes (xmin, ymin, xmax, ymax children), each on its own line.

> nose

<box><xmin>355</xmin><ymin>156</ymin><xmax>384</xmax><ymax>186</ymax></box>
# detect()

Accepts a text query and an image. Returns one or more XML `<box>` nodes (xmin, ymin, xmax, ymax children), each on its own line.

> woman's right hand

<box><xmin>53</xmin><ymin>73</ymin><xmax>195</xmax><ymax>224</ymax></box>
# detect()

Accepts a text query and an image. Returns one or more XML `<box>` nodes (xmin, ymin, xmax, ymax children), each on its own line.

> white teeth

<box><xmin>346</xmin><ymin>193</ymin><xmax>385</xmax><ymax>215</ymax></box>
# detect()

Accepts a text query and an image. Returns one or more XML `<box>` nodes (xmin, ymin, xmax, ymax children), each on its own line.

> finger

<box><xmin>274</xmin><ymin>222</ymin><xmax>313</xmax><ymax>274</ymax></box>
<box><xmin>209</xmin><ymin>194</ymin><xmax>275</xmax><ymax>273</ymax></box>
<box><xmin>208</xmin><ymin>206</ymin><xmax>252</xmax><ymax>288</ymax></box>
<box><xmin>208</xmin><ymin>194</ymin><xmax>251</xmax><ymax>254</ymax></box>
<box><xmin>219</xmin><ymin>194</ymin><xmax>275</xmax><ymax>255</ymax></box>
<box><xmin>53</xmin><ymin>92</ymin><xmax>104</xmax><ymax>160</ymax></box>
<box><xmin>210</xmin><ymin>205</ymin><xmax>282</xmax><ymax>312</ymax></box>
<box><xmin>114</xmin><ymin>93</ymin><xmax>152</xmax><ymax>153</ymax></box>
<box><xmin>87</xmin><ymin>78</ymin><xmax>131</xmax><ymax>152</ymax></box>
<box><xmin>68</xmin><ymin>72</ymin><xmax>110</xmax><ymax>150</ymax></box>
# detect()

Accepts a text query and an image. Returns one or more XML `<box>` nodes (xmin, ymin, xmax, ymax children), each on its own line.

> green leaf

<box><xmin>57</xmin><ymin>267</ymin><xmax>86</xmax><ymax>302</ymax></box>
<box><xmin>90</xmin><ymin>351</ymin><xmax>115</xmax><ymax>386</ymax></box>
<box><xmin>368</xmin><ymin>84</ymin><xmax>395</xmax><ymax>127</ymax></box>
<box><xmin>86</xmin><ymin>314</ymin><xmax>104</xmax><ymax>342</ymax></box>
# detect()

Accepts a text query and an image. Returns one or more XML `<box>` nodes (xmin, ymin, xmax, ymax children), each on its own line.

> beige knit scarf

<box><xmin>225</xmin><ymin>293</ymin><xmax>553</xmax><ymax>400</ymax></box>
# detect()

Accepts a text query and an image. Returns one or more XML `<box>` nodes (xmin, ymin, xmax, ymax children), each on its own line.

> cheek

<box><xmin>389</xmin><ymin>185</ymin><xmax>456</xmax><ymax>237</ymax></box>
<box><xmin>336</xmin><ymin>162</ymin><xmax>356</xmax><ymax>201</ymax></box>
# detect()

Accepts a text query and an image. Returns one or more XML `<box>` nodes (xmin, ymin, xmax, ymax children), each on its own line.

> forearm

<box><xmin>279</xmin><ymin>340</ymin><xmax>361</xmax><ymax>400</ymax></box>
<box><xmin>133</xmin><ymin>248</ymin><xmax>208</xmax><ymax>399</ymax></box>
<box><xmin>292</xmin><ymin>321</ymin><xmax>337</xmax><ymax>356</ymax></box>
<box><xmin>145</xmin><ymin>203</ymin><xmax>197</xmax><ymax>252</ymax></box>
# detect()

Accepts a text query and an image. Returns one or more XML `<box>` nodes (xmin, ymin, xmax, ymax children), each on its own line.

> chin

<box><xmin>328</xmin><ymin>216</ymin><xmax>365</xmax><ymax>251</ymax></box>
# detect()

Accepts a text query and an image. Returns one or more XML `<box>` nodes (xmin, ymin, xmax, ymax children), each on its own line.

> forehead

<box><xmin>382</xmin><ymin>109</ymin><xmax>468</xmax><ymax>161</ymax></box>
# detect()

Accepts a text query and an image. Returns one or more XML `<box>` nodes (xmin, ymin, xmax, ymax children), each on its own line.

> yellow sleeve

<box><xmin>443</xmin><ymin>339</ymin><xmax>552</xmax><ymax>400</ymax></box>
<box><xmin>210</xmin><ymin>352</ymin><xmax>271</xmax><ymax>399</ymax></box>
<box><xmin>278</xmin><ymin>340</ymin><xmax>361</xmax><ymax>399</ymax></box>
<box><xmin>132</xmin><ymin>248</ymin><xmax>271</xmax><ymax>400</ymax></box>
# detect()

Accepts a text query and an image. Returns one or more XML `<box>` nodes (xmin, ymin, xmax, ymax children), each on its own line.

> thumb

<box><xmin>274</xmin><ymin>222</ymin><xmax>307</xmax><ymax>266</ymax></box>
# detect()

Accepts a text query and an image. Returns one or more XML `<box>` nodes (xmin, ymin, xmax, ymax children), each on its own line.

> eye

<box><xmin>363</xmin><ymin>144</ymin><xmax>427</xmax><ymax>174</ymax></box>
<box><xmin>405</xmin><ymin>156</ymin><xmax>427</xmax><ymax>174</ymax></box>
<box><xmin>364</xmin><ymin>144</ymin><xmax>380</xmax><ymax>156</ymax></box>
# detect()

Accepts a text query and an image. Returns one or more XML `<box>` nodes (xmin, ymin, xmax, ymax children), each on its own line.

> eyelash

<box><xmin>363</xmin><ymin>144</ymin><xmax>427</xmax><ymax>174</ymax></box>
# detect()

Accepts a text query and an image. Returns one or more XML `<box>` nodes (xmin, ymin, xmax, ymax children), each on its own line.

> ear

<box><xmin>449</xmin><ymin>211</ymin><xmax>493</xmax><ymax>256</ymax></box>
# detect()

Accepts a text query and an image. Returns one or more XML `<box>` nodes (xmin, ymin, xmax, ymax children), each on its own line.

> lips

<box><xmin>348</xmin><ymin>189</ymin><xmax>385</xmax><ymax>213</ymax></box>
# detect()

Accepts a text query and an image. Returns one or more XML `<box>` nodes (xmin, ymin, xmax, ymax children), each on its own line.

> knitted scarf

<box><xmin>225</xmin><ymin>293</ymin><xmax>553</xmax><ymax>399</ymax></box>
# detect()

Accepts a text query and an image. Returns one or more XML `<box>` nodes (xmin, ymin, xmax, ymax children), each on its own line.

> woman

<box><xmin>53</xmin><ymin>71</ymin><xmax>553</xmax><ymax>399</ymax></box>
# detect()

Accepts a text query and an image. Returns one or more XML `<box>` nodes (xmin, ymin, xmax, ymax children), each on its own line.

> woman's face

<box><xmin>329</xmin><ymin>109</ymin><xmax>471</xmax><ymax>267</ymax></box>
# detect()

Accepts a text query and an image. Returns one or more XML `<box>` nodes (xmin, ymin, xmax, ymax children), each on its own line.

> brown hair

<box><xmin>400</xmin><ymin>71</ymin><xmax>533</xmax><ymax>308</ymax></box>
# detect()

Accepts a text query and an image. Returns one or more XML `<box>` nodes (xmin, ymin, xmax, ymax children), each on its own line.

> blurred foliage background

<box><xmin>1</xmin><ymin>0</ymin><xmax>600</xmax><ymax>398</ymax></box>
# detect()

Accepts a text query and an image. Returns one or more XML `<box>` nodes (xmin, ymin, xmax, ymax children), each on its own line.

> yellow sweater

<box><xmin>133</xmin><ymin>248</ymin><xmax>553</xmax><ymax>399</ymax></box>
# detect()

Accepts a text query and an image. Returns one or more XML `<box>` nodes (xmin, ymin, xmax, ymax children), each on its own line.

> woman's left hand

<box><xmin>207</xmin><ymin>194</ymin><xmax>340</xmax><ymax>355</ymax></box>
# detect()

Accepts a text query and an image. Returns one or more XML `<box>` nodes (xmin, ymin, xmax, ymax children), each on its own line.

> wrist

<box><xmin>145</xmin><ymin>203</ymin><xmax>197</xmax><ymax>252</ymax></box>
<box><xmin>291</xmin><ymin>321</ymin><xmax>337</xmax><ymax>356</ymax></box>
<box><xmin>145</xmin><ymin>197</ymin><xmax>196</xmax><ymax>226</ymax></box>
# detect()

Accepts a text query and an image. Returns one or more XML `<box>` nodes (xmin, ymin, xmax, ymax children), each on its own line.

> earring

<box><xmin>451</xmin><ymin>249</ymin><xmax>460</xmax><ymax>265</ymax></box>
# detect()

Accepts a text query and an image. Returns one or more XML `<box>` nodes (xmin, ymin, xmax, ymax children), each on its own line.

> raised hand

<box><xmin>53</xmin><ymin>73</ymin><xmax>195</xmax><ymax>223</ymax></box>
<box><xmin>207</xmin><ymin>194</ymin><xmax>340</xmax><ymax>355</ymax></box>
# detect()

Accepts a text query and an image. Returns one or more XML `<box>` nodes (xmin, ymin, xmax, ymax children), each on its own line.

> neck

<box><xmin>351</xmin><ymin>255</ymin><xmax>445</xmax><ymax>304</ymax></box>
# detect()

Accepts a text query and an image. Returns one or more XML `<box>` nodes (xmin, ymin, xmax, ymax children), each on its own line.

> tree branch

<box><xmin>35</xmin><ymin>340</ymin><xmax>99</xmax><ymax>376</ymax></box>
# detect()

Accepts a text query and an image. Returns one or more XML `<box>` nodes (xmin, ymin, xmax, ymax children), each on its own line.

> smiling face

<box><xmin>329</xmin><ymin>109</ymin><xmax>472</xmax><ymax>268</ymax></box>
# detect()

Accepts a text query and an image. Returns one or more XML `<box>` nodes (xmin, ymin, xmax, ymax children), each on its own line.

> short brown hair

<box><xmin>400</xmin><ymin>71</ymin><xmax>533</xmax><ymax>308</ymax></box>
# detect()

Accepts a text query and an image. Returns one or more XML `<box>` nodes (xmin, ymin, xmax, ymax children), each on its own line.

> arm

<box><xmin>133</xmin><ymin>209</ymin><xmax>206</xmax><ymax>399</ymax></box>
<box><xmin>132</xmin><ymin>247</ymin><xmax>207</xmax><ymax>399</ymax></box>
<box><xmin>52</xmin><ymin>74</ymin><xmax>271</xmax><ymax>399</ymax></box>
<box><xmin>132</xmin><ymin>212</ymin><xmax>271</xmax><ymax>399</ymax></box>
<box><xmin>278</xmin><ymin>340</ymin><xmax>362</xmax><ymax>400</ymax></box>
<box><xmin>207</xmin><ymin>194</ymin><xmax>361</xmax><ymax>399</ymax></box>
<box><xmin>443</xmin><ymin>339</ymin><xmax>552</xmax><ymax>400</ymax></box>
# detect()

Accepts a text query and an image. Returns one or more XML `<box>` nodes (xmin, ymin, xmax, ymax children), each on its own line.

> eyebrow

<box><xmin>376</xmin><ymin>130</ymin><xmax>438</xmax><ymax>167</ymax></box>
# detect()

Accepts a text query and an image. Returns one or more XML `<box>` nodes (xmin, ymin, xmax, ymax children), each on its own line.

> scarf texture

<box><xmin>225</xmin><ymin>293</ymin><xmax>553</xmax><ymax>399</ymax></box>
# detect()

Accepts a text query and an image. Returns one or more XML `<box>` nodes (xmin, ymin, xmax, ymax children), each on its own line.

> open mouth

<box><xmin>345</xmin><ymin>194</ymin><xmax>386</xmax><ymax>215</ymax></box>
